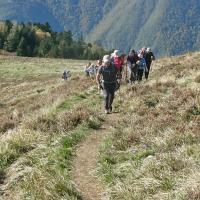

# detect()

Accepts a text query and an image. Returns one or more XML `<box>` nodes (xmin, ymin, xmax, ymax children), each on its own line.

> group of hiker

<box><xmin>94</xmin><ymin>47</ymin><xmax>155</xmax><ymax>114</ymax></box>
<box><xmin>63</xmin><ymin>47</ymin><xmax>155</xmax><ymax>114</ymax></box>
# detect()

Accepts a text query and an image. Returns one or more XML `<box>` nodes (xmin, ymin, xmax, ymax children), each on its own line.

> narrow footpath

<box><xmin>72</xmin><ymin>114</ymin><xmax>120</xmax><ymax>200</ymax></box>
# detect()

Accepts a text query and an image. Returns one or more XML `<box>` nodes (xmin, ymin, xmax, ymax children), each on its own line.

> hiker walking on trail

<box><xmin>112</xmin><ymin>50</ymin><xmax>124</xmax><ymax>74</ymax></box>
<box><xmin>94</xmin><ymin>59</ymin><xmax>102</xmax><ymax>74</ymax></box>
<box><xmin>84</xmin><ymin>62</ymin><xmax>91</xmax><ymax>76</ymax></box>
<box><xmin>145</xmin><ymin>47</ymin><xmax>155</xmax><ymax>80</ymax></box>
<box><xmin>126</xmin><ymin>49</ymin><xmax>139</xmax><ymax>84</ymax></box>
<box><xmin>84</xmin><ymin>62</ymin><xmax>96</xmax><ymax>76</ymax></box>
<box><xmin>137</xmin><ymin>50</ymin><xmax>148</xmax><ymax>82</ymax></box>
<box><xmin>111</xmin><ymin>50</ymin><xmax>125</xmax><ymax>89</ymax></box>
<box><xmin>96</xmin><ymin>55</ymin><xmax>117</xmax><ymax>114</ymax></box>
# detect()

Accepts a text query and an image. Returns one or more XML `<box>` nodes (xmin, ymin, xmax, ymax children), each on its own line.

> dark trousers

<box><xmin>145</xmin><ymin>63</ymin><xmax>151</xmax><ymax>79</ymax></box>
<box><xmin>138</xmin><ymin>69</ymin><xmax>144</xmax><ymax>81</ymax></box>
<box><xmin>103</xmin><ymin>83</ymin><xmax>116</xmax><ymax>110</ymax></box>
<box><xmin>128</xmin><ymin>64</ymin><xmax>138</xmax><ymax>83</ymax></box>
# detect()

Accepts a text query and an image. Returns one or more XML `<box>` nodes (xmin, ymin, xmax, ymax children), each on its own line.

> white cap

<box><xmin>103</xmin><ymin>55</ymin><xmax>111</xmax><ymax>64</ymax></box>
<box><xmin>147</xmin><ymin>47</ymin><xmax>151</xmax><ymax>52</ymax></box>
<box><xmin>113</xmin><ymin>50</ymin><xmax>120</xmax><ymax>56</ymax></box>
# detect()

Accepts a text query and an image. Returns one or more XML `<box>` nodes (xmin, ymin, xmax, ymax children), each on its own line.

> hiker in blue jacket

<box><xmin>137</xmin><ymin>50</ymin><xmax>148</xmax><ymax>82</ymax></box>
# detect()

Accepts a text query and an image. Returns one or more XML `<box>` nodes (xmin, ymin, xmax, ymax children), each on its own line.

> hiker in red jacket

<box><xmin>112</xmin><ymin>50</ymin><xmax>123</xmax><ymax>71</ymax></box>
<box><xmin>111</xmin><ymin>50</ymin><xmax>125</xmax><ymax>84</ymax></box>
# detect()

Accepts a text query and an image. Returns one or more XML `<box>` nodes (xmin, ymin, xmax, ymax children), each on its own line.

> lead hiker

<box><xmin>96</xmin><ymin>55</ymin><xmax>117</xmax><ymax>114</ymax></box>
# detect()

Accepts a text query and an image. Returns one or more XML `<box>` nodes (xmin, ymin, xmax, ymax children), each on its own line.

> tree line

<box><xmin>0</xmin><ymin>20</ymin><xmax>110</xmax><ymax>59</ymax></box>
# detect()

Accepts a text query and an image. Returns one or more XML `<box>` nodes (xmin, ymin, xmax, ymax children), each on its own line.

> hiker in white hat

<box><xmin>96</xmin><ymin>55</ymin><xmax>118</xmax><ymax>114</ymax></box>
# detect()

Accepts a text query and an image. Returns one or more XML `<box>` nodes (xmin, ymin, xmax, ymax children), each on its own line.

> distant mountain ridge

<box><xmin>0</xmin><ymin>0</ymin><xmax>200</xmax><ymax>57</ymax></box>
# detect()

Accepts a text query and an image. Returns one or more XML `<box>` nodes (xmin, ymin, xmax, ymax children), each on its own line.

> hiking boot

<box><xmin>105</xmin><ymin>110</ymin><xmax>109</xmax><ymax>114</ymax></box>
<box><xmin>109</xmin><ymin>106</ymin><xmax>112</xmax><ymax>113</ymax></box>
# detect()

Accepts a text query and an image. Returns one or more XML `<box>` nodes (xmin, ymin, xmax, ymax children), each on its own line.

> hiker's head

<box><xmin>97</xmin><ymin>59</ymin><xmax>102</xmax><ymax>66</ymax></box>
<box><xmin>141</xmin><ymin>48</ymin><xmax>146</xmax><ymax>55</ymax></box>
<box><xmin>141</xmin><ymin>47</ymin><xmax>146</xmax><ymax>54</ymax></box>
<box><xmin>103</xmin><ymin>55</ymin><xmax>111</xmax><ymax>66</ymax></box>
<box><xmin>147</xmin><ymin>47</ymin><xmax>151</xmax><ymax>53</ymax></box>
<box><xmin>130</xmin><ymin>49</ymin><xmax>135</xmax><ymax>55</ymax></box>
<box><xmin>113</xmin><ymin>50</ymin><xmax>120</xmax><ymax>57</ymax></box>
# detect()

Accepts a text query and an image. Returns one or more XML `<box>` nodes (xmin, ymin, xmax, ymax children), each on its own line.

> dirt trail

<box><xmin>72</xmin><ymin>114</ymin><xmax>119</xmax><ymax>200</ymax></box>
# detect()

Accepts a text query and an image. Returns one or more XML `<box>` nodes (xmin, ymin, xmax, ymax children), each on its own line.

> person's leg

<box><xmin>145</xmin><ymin>63</ymin><xmax>151</xmax><ymax>79</ymax></box>
<box><xmin>135</xmin><ymin>64</ymin><xmax>139</xmax><ymax>81</ymax></box>
<box><xmin>133</xmin><ymin>65</ymin><xmax>138</xmax><ymax>82</ymax></box>
<box><xmin>108</xmin><ymin>83</ymin><xmax>116</xmax><ymax>112</ymax></box>
<box><xmin>128</xmin><ymin>64</ymin><xmax>133</xmax><ymax>83</ymax></box>
<box><xmin>138</xmin><ymin>69</ymin><xmax>143</xmax><ymax>81</ymax></box>
<box><xmin>103</xmin><ymin>84</ymin><xmax>110</xmax><ymax>113</ymax></box>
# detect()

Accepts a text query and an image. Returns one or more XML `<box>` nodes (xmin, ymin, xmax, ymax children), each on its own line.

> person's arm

<box><xmin>151</xmin><ymin>52</ymin><xmax>155</xmax><ymax>60</ymax></box>
<box><xmin>96</xmin><ymin>67</ymin><xmax>102</xmax><ymax>88</ymax></box>
<box><xmin>96</xmin><ymin>73</ymin><xmax>100</xmax><ymax>85</ymax></box>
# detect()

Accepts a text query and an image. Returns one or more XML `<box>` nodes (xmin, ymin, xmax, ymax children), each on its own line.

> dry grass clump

<box><xmin>0</xmin><ymin>76</ymin><xmax>93</xmax><ymax>134</ymax></box>
<box><xmin>0</xmin><ymin>56</ymin><xmax>90</xmax><ymax>134</ymax></box>
<box><xmin>195</xmin><ymin>75</ymin><xmax>200</xmax><ymax>83</ymax></box>
<box><xmin>99</xmin><ymin>53</ymin><xmax>200</xmax><ymax>199</ymax></box>
<box><xmin>0</xmin><ymin>129</ymin><xmax>39</xmax><ymax>170</ymax></box>
<box><xmin>23</xmin><ymin>104</ymin><xmax>100</xmax><ymax>134</ymax></box>
<box><xmin>0</xmin><ymin>56</ymin><xmax>101</xmax><ymax>199</ymax></box>
<box><xmin>0</xmin><ymin>116</ymin><xmax>15</xmax><ymax>133</ymax></box>
<box><xmin>11</xmin><ymin>108</ymin><xmax>102</xmax><ymax>200</ymax></box>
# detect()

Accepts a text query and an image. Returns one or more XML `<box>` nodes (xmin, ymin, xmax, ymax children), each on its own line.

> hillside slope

<box><xmin>0</xmin><ymin>0</ymin><xmax>62</xmax><ymax>31</ymax></box>
<box><xmin>0</xmin><ymin>0</ymin><xmax>200</xmax><ymax>56</ymax></box>
<box><xmin>87</xmin><ymin>0</ymin><xmax>200</xmax><ymax>56</ymax></box>
<box><xmin>0</xmin><ymin>52</ymin><xmax>199</xmax><ymax>199</ymax></box>
<box><xmin>98</xmin><ymin>52</ymin><xmax>200</xmax><ymax>199</ymax></box>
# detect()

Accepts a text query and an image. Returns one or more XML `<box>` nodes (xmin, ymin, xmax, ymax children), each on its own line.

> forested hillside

<box><xmin>0</xmin><ymin>21</ymin><xmax>109</xmax><ymax>59</ymax></box>
<box><xmin>0</xmin><ymin>0</ymin><xmax>200</xmax><ymax>57</ymax></box>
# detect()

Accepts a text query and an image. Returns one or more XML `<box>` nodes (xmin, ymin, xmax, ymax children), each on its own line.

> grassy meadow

<box><xmin>0</xmin><ymin>55</ymin><xmax>102</xmax><ymax>199</ymax></box>
<box><xmin>0</xmin><ymin>52</ymin><xmax>199</xmax><ymax>200</ymax></box>
<box><xmin>98</xmin><ymin>53</ymin><xmax>200</xmax><ymax>200</ymax></box>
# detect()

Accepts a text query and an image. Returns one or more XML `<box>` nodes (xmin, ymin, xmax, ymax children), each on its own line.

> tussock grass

<box><xmin>0</xmin><ymin>56</ymin><xmax>103</xmax><ymax>199</ymax></box>
<box><xmin>1</xmin><ymin>93</ymin><xmax>102</xmax><ymax>199</ymax></box>
<box><xmin>99</xmin><ymin>53</ymin><xmax>200</xmax><ymax>199</ymax></box>
<box><xmin>18</xmin><ymin>122</ymin><xmax>100</xmax><ymax>200</ymax></box>
<box><xmin>0</xmin><ymin>55</ymin><xmax>90</xmax><ymax>134</ymax></box>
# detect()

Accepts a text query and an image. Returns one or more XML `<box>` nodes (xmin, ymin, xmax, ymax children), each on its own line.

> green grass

<box><xmin>56</xmin><ymin>92</ymin><xmax>87</xmax><ymax>112</ymax></box>
<box><xmin>0</xmin><ymin>55</ymin><xmax>88</xmax><ymax>78</ymax></box>
<box><xmin>1</xmin><ymin>52</ymin><xmax>200</xmax><ymax>200</ymax></box>
<box><xmin>0</xmin><ymin>55</ymin><xmax>103</xmax><ymax>199</ymax></box>
<box><xmin>19</xmin><ymin>121</ymin><xmax>101</xmax><ymax>200</ymax></box>
<box><xmin>98</xmin><ymin>53</ymin><xmax>200</xmax><ymax>200</ymax></box>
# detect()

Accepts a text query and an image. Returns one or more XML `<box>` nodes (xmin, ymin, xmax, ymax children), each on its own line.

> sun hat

<box><xmin>147</xmin><ymin>47</ymin><xmax>151</xmax><ymax>52</ymax></box>
<box><xmin>113</xmin><ymin>50</ymin><xmax>120</xmax><ymax>57</ymax></box>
